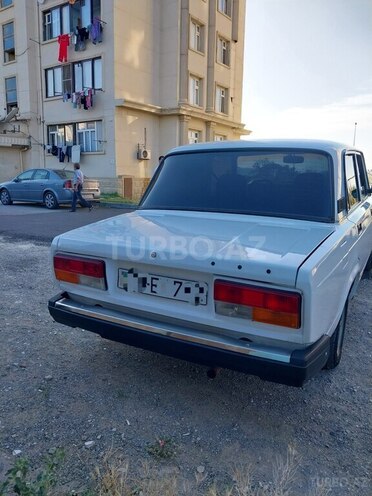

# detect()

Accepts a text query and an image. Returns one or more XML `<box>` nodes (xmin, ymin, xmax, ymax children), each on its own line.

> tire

<box><xmin>324</xmin><ymin>297</ymin><xmax>349</xmax><ymax>370</ymax></box>
<box><xmin>0</xmin><ymin>189</ymin><xmax>12</xmax><ymax>205</ymax></box>
<box><xmin>44</xmin><ymin>191</ymin><xmax>59</xmax><ymax>209</ymax></box>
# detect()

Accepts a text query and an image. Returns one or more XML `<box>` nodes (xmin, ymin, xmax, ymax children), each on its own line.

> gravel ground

<box><xmin>0</xmin><ymin>236</ymin><xmax>371</xmax><ymax>495</ymax></box>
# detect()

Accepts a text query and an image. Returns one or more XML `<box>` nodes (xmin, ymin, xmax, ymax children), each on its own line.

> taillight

<box><xmin>64</xmin><ymin>180</ymin><xmax>72</xmax><ymax>189</ymax></box>
<box><xmin>54</xmin><ymin>254</ymin><xmax>107</xmax><ymax>290</ymax></box>
<box><xmin>214</xmin><ymin>280</ymin><xmax>301</xmax><ymax>329</ymax></box>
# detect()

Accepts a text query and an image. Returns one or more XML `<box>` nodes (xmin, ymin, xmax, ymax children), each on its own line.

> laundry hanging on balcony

<box><xmin>74</xmin><ymin>27</ymin><xmax>89</xmax><ymax>51</ymax></box>
<box><xmin>71</xmin><ymin>89</ymin><xmax>94</xmax><ymax>110</ymax></box>
<box><xmin>88</xmin><ymin>17</ymin><xmax>103</xmax><ymax>44</ymax></box>
<box><xmin>58</xmin><ymin>34</ymin><xmax>70</xmax><ymax>62</ymax></box>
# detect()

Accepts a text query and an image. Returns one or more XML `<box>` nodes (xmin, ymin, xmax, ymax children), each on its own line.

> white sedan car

<box><xmin>48</xmin><ymin>140</ymin><xmax>372</xmax><ymax>386</ymax></box>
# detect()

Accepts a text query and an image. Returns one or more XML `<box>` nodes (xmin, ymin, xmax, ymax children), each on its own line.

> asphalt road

<box><xmin>0</xmin><ymin>203</ymin><xmax>132</xmax><ymax>243</ymax></box>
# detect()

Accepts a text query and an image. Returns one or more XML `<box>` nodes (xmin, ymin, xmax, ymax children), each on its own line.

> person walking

<box><xmin>69</xmin><ymin>163</ymin><xmax>93</xmax><ymax>212</ymax></box>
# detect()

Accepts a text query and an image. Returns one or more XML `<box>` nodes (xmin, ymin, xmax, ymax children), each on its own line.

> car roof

<box><xmin>167</xmin><ymin>139</ymin><xmax>357</xmax><ymax>155</ymax></box>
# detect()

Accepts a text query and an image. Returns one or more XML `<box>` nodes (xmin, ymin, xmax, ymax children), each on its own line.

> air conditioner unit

<box><xmin>137</xmin><ymin>147</ymin><xmax>151</xmax><ymax>160</ymax></box>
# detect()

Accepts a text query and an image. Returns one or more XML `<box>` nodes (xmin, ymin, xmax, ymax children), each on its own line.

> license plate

<box><xmin>118</xmin><ymin>269</ymin><xmax>208</xmax><ymax>305</ymax></box>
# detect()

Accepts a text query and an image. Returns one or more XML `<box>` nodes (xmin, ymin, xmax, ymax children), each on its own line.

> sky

<box><xmin>242</xmin><ymin>0</ymin><xmax>372</xmax><ymax>169</ymax></box>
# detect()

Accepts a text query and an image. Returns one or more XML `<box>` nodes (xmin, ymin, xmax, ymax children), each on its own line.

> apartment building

<box><xmin>0</xmin><ymin>0</ymin><xmax>248</xmax><ymax>197</ymax></box>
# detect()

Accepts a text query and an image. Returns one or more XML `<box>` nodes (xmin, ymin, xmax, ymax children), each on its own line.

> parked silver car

<box><xmin>0</xmin><ymin>168</ymin><xmax>100</xmax><ymax>209</ymax></box>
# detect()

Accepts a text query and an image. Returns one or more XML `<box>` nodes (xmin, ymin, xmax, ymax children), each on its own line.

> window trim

<box><xmin>189</xmin><ymin>74</ymin><xmax>202</xmax><ymax>107</ymax></box>
<box><xmin>217</xmin><ymin>0</ymin><xmax>232</xmax><ymax>17</ymax></box>
<box><xmin>73</xmin><ymin>57</ymin><xmax>102</xmax><ymax>92</ymax></box>
<box><xmin>215</xmin><ymin>85</ymin><xmax>228</xmax><ymax>114</ymax></box>
<box><xmin>189</xmin><ymin>18</ymin><xmax>204</xmax><ymax>53</ymax></box>
<box><xmin>47</xmin><ymin>120</ymin><xmax>103</xmax><ymax>153</ymax></box>
<box><xmin>188</xmin><ymin>129</ymin><xmax>201</xmax><ymax>144</ymax></box>
<box><xmin>45</xmin><ymin>57</ymin><xmax>102</xmax><ymax>98</ymax></box>
<box><xmin>0</xmin><ymin>0</ymin><xmax>13</xmax><ymax>9</ymax></box>
<box><xmin>42</xmin><ymin>0</ymin><xmax>101</xmax><ymax>41</ymax></box>
<box><xmin>2</xmin><ymin>20</ymin><xmax>15</xmax><ymax>63</ymax></box>
<box><xmin>5</xmin><ymin>75</ymin><xmax>17</xmax><ymax>113</ymax></box>
<box><xmin>216</xmin><ymin>35</ymin><xmax>230</xmax><ymax>66</ymax></box>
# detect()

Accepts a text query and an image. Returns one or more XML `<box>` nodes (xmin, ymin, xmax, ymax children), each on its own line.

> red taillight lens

<box><xmin>64</xmin><ymin>180</ymin><xmax>72</xmax><ymax>189</ymax></box>
<box><xmin>54</xmin><ymin>254</ymin><xmax>106</xmax><ymax>289</ymax></box>
<box><xmin>214</xmin><ymin>280</ymin><xmax>301</xmax><ymax>328</ymax></box>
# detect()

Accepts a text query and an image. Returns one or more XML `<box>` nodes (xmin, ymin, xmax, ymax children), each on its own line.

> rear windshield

<box><xmin>53</xmin><ymin>170</ymin><xmax>74</xmax><ymax>179</ymax></box>
<box><xmin>140</xmin><ymin>149</ymin><xmax>334</xmax><ymax>222</ymax></box>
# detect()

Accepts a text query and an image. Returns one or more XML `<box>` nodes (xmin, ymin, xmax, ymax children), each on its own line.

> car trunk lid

<box><xmin>54</xmin><ymin>210</ymin><xmax>335</xmax><ymax>287</ymax></box>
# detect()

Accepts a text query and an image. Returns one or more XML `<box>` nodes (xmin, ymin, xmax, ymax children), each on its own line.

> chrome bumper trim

<box><xmin>55</xmin><ymin>298</ymin><xmax>291</xmax><ymax>363</ymax></box>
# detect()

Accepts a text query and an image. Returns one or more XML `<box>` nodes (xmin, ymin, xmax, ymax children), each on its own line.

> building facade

<box><xmin>0</xmin><ymin>0</ymin><xmax>248</xmax><ymax>197</ymax></box>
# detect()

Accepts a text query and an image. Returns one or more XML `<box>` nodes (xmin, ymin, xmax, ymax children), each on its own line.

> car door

<box><xmin>29</xmin><ymin>169</ymin><xmax>50</xmax><ymax>201</ymax></box>
<box><xmin>8</xmin><ymin>169</ymin><xmax>35</xmax><ymax>200</ymax></box>
<box><xmin>344</xmin><ymin>152</ymin><xmax>372</xmax><ymax>273</ymax></box>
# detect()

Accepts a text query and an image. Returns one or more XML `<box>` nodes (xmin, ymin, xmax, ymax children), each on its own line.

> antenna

<box><xmin>353</xmin><ymin>122</ymin><xmax>357</xmax><ymax>146</ymax></box>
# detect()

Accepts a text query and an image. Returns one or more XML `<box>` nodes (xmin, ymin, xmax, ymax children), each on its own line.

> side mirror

<box><xmin>13</xmin><ymin>178</ymin><xmax>20</xmax><ymax>183</ymax></box>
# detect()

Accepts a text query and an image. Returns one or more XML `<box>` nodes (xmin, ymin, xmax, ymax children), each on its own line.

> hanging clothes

<box><xmin>66</xmin><ymin>146</ymin><xmax>72</xmax><ymax>162</ymax></box>
<box><xmin>59</xmin><ymin>147</ymin><xmax>66</xmax><ymax>163</ymax></box>
<box><xmin>86</xmin><ymin>88</ymin><xmax>93</xmax><ymax>108</ymax></box>
<box><xmin>58</xmin><ymin>34</ymin><xmax>70</xmax><ymax>62</ymax></box>
<box><xmin>71</xmin><ymin>145</ymin><xmax>81</xmax><ymax>163</ymax></box>
<box><xmin>88</xmin><ymin>17</ymin><xmax>103</xmax><ymax>44</ymax></box>
<box><xmin>75</xmin><ymin>27</ymin><xmax>89</xmax><ymax>51</ymax></box>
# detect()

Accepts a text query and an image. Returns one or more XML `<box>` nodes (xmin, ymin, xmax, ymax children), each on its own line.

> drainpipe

<box><xmin>36</xmin><ymin>1</ymin><xmax>46</xmax><ymax>168</ymax></box>
<box><xmin>19</xmin><ymin>148</ymin><xmax>25</xmax><ymax>172</ymax></box>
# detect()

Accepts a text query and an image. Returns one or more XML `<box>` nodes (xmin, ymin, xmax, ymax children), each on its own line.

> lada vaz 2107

<box><xmin>48</xmin><ymin>140</ymin><xmax>372</xmax><ymax>387</ymax></box>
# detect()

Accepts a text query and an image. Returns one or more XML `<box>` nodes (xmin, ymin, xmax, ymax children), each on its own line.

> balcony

<box><xmin>0</xmin><ymin>134</ymin><xmax>31</xmax><ymax>148</ymax></box>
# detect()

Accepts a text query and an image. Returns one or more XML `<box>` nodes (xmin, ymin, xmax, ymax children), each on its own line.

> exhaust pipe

<box><xmin>207</xmin><ymin>367</ymin><xmax>220</xmax><ymax>379</ymax></box>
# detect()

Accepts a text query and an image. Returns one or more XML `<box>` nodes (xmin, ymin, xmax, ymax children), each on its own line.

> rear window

<box><xmin>140</xmin><ymin>149</ymin><xmax>334</xmax><ymax>222</ymax></box>
<box><xmin>53</xmin><ymin>170</ymin><xmax>74</xmax><ymax>179</ymax></box>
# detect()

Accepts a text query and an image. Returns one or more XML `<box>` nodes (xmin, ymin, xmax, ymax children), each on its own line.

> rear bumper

<box><xmin>48</xmin><ymin>292</ymin><xmax>330</xmax><ymax>387</ymax></box>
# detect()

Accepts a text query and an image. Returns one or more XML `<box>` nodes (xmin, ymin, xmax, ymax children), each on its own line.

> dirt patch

<box><xmin>0</xmin><ymin>239</ymin><xmax>371</xmax><ymax>495</ymax></box>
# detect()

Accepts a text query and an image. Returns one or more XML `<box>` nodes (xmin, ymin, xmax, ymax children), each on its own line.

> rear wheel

<box><xmin>325</xmin><ymin>297</ymin><xmax>349</xmax><ymax>369</ymax></box>
<box><xmin>44</xmin><ymin>191</ymin><xmax>59</xmax><ymax>209</ymax></box>
<box><xmin>0</xmin><ymin>189</ymin><xmax>12</xmax><ymax>205</ymax></box>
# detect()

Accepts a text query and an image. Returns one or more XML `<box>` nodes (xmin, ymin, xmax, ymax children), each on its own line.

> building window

<box><xmin>5</xmin><ymin>76</ymin><xmax>17</xmax><ymax>113</ymax></box>
<box><xmin>70</xmin><ymin>0</ymin><xmax>101</xmax><ymax>32</ymax></box>
<box><xmin>1</xmin><ymin>0</ymin><xmax>13</xmax><ymax>8</ymax></box>
<box><xmin>217</xmin><ymin>0</ymin><xmax>231</xmax><ymax>16</ymax></box>
<box><xmin>215</xmin><ymin>85</ymin><xmax>227</xmax><ymax>113</ymax></box>
<box><xmin>3</xmin><ymin>21</ymin><xmax>15</xmax><ymax>62</ymax></box>
<box><xmin>214</xmin><ymin>134</ymin><xmax>226</xmax><ymax>141</ymax></box>
<box><xmin>188</xmin><ymin>130</ymin><xmax>200</xmax><ymax>144</ymax></box>
<box><xmin>190</xmin><ymin>19</ymin><xmax>203</xmax><ymax>52</ymax></box>
<box><xmin>45</xmin><ymin>58</ymin><xmax>101</xmax><ymax>98</ymax></box>
<box><xmin>47</xmin><ymin>121</ymin><xmax>103</xmax><ymax>152</ymax></box>
<box><xmin>217</xmin><ymin>36</ymin><xmax>230</xmax><ymax>65</ymax></box>
<box><xmin>47</xmin><ymin>124</ymin><xmax>74</xmax><ymax>148</ymax></box>
<box><xmin>189</xmin><ymin>75</ymin><xmax>202</xmax><ymax>106</ymax></box>
<box><xmin>76</xmin><ymin>121</ymin><xmax>102</xmax><ymax>152</ymax></box>
<box><xmin>43</xmin><ymin>0</ymin><xmax>101</xmax><ymax>41</ymax></box>
<box><xmin>46</xmin><ymin>65</ymin><xmax>72</xmax><ymax>97</ymax></box>
<box><xmin>43</xmin><ymin>5</ymin><xmax>70</xmax><ymax>41</ymax></box>
<box><xmin>73</xmin><ymin>58</ymin><xmax>102</xmax><ymax>92</ymax></box>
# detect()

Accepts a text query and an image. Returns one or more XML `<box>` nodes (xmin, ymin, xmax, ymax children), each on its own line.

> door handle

<box><xmin>357</xmin><ymin>222</ymin><xmax>363</xmax><ymax>234</ymax></box>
